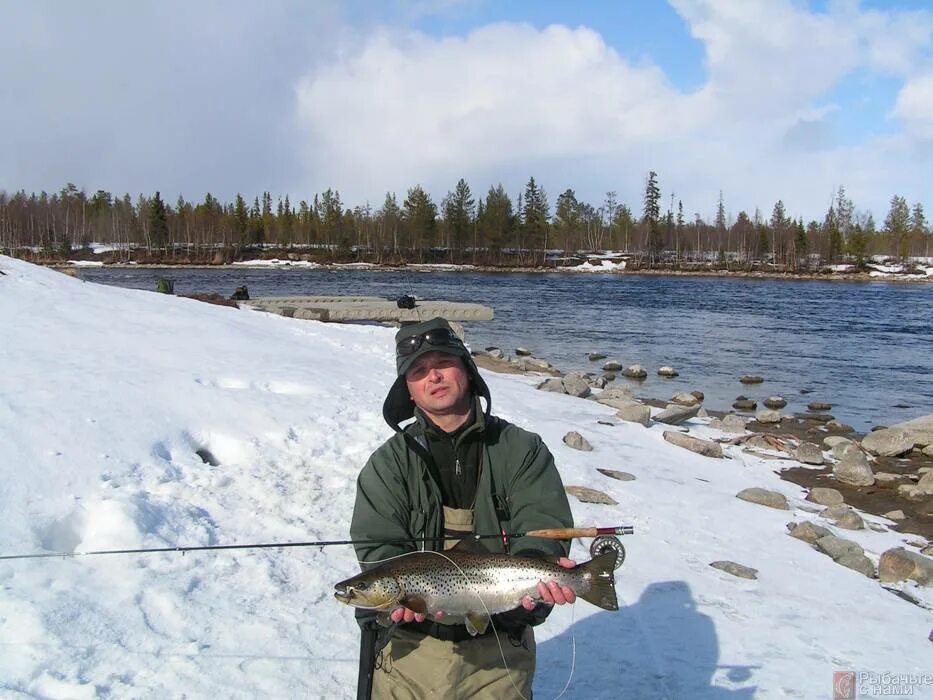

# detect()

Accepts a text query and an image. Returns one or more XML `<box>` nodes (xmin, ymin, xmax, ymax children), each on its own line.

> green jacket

<box><xmin>351</xmin><ymin>402</ymin><xmax>573</xmax><ymax>570</ymax></box>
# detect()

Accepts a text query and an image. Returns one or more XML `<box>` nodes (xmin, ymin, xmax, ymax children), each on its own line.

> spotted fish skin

<box><xmin>334</xmin><ymin>548</ymin><xmax>618</xmax><ymax>634</ymax></box>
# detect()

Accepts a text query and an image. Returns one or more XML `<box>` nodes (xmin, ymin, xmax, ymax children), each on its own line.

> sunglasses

<box><xmin>396</xmin><ymin>328</ymin><xmax>462</xmax><ymax>357</ymax></box>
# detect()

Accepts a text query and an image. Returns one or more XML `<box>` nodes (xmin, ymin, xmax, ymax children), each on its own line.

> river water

<box><xmin>78</xmin><ymin>266</ymin><xmax>933</xmax><ymax>431</ymax></box>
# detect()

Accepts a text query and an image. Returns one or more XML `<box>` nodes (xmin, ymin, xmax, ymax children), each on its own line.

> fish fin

<box><xmin>376</xmin><ymin>612</ymin><xmax>394</xmax><ymax>627</ymax></box>
<box><xmin>400</xmin><ymin>595</ymin><xmax>428</xmax><ymax>615</ymax></box>
<box><xmin>578</xmin><ymin>551</ymin><xmax>619</xmax><ymax>611</ymax></box>
<box><xmin>449</xmin><ymin>538</ymin><xmax>487</xmax><ymax>554</ymax></box>
<box><xmin>464</xmin><ymin>612</ymin><xmax>490</xmax><ymax>636</ymax></box>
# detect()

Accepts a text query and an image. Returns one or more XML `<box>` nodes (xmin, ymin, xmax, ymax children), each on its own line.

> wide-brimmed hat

<box><xmin>382</xmin><ymin>317</ymin><xmax>491</xmax><ymax>430</ymax></box>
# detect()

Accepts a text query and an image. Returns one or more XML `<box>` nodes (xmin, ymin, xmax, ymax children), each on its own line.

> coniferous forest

<box><xmin>1</xmin><ymin>173</ymin><xmax>930</xmax><ymax>270</ymax></box>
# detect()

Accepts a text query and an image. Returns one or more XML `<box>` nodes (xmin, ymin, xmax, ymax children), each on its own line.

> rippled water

<box><xmin>79</xmin><ymin>266</ymin><xmax>933</xmax><ymax>430</ymax></box>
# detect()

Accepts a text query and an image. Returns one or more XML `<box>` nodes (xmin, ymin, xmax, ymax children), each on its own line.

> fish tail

<box><xmin>578</xmin><ymin>551</ymin><xmax>619</xmax><ymax>611</ymax></box>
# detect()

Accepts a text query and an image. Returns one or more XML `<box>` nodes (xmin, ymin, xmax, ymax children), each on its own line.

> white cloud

<box><xmin>892</xmin><ymin>74</ymin><xmax>933</xmax><ymax>139</ymax></box>
<box><xmin>292</xmin><ymin>1</ymin><xmax>932</xmax><ymax>221</ymax></box>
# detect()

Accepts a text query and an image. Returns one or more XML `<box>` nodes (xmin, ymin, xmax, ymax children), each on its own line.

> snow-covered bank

<box><xmin>0</xmin><ymin>255</ymin><xmax>930</xmax><ymax>699</ymax></box>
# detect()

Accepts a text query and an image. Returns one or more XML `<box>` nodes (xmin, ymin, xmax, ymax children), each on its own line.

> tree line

<box><xmin>1</xmin><ymin>175</ymin><xmax>930</xmax><ymax>269</ymax></box>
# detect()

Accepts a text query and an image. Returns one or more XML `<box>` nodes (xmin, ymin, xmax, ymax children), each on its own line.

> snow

<box><xmin>0</xmin><ymin>254</ymin><xmax>930</xmax><ymax>699</ymax></box>
<box><xmin>66</xmin><ymin>260</ymin><xmax>105</xmax><ymax>267</ymax></box>
<box><xmin>230</xmin><ymin>258</ymin><xmax>321</xmax><ymax>268</ymax></box>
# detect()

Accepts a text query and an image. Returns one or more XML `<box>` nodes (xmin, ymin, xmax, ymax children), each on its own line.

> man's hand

<box><xmin>389</xmin><ymin>607</ymin><xmax>445</xmax><ymax>624</ymax></box>
<box><xmin>521</xmin><ymin>557</ymin><xmax>577</xmax><ymax>610</ymax></box>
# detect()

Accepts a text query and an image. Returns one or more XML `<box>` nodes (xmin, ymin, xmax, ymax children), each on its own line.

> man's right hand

<box><xmin>389</xmin><ymin>607</ymin><xmax>444</xmax><ymax>624</ymax></box>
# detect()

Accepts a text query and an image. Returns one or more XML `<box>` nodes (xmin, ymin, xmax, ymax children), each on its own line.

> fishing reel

<box><xmin>589</xmin><ymin>535</ymin><xmax>626</xmax><ymax>570</ymax></box>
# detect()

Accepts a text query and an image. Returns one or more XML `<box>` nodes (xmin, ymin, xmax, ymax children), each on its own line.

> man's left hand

<box><xmin>521</xmin><ymin>557</ymin><xmax>577</xmax><ymax>610</ymax></box>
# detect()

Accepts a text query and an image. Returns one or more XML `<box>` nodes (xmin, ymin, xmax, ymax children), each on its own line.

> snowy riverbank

<box><xmin>1</xmin><ymin>255</ymin><xmax>930</xmax><ymax>698</ymax></box>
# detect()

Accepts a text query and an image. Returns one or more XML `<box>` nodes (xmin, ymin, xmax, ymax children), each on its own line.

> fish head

<box><xmin>333</xmin><ymin>570</ymin><xmax>403</xmax><ymax>610</ymax></box>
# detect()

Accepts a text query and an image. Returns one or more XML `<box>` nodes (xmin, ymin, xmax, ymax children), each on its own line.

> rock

<box><xmin>923</xmin><ymin>545</ymin><xmax>933</xmax><ymax>557</ymax></box>
<box><xmin>878</xmin><ymin>548</ymin><xmax>933</xmax><ymax>585</ymax></box>
<box><xmin>820</xmin><ymin>505</ymin><xmax>864</xmax><ymax>530</ymax></box>
<box><xmin>670</xmin><ymin>392</ymin><xmax>699</xmax><ymax>406</ymax></box>
<box><xmin>654</xmin><ymin>403</ymin><xmax>701</xmax><ymax>426</ymax></box>
<box><xmin>565</xmin><ymin>486</ymin><xmax>617</xmax><ymax>505</ymax></box>
<box><xmin>601</xmin><ymin>372</ymin><xmax>617</xmax><ymax>382</ymax></box>
<box><xmin>794</xmin><ymin>442</ymin><xmax>824</xmax><ymax>465</ymax></box>
<box><xmin>561</xmin><ymin>373</ymin><xmax>592</xmax><ymax>398</ymax></box>
<box><xmin>808</xmin><ymin>401</ymin><xmax>832</xmax><ymax>411</ymax></box>
<box><xmin>663</xmin><ymin>431</ymin><xmax>723</xmax><ymax>458</ymax></box>
<box><xmin>657</xmin><ymin>366</ymin><xmax>679</xmax><ymax>377</ymax></box>
<box><xmin>697</xmin><ymin>408</ymin><xmax>708</xmax><ymax>418</ymax></box>
<box><xmin>521</xmin><ymin>357</ymin><xmax>554</xmax><ymax>372</ymax></box>
<box><xmin>709</xmin><ymin>561</ymin><xmax>758</xmax><ymax>580</ymax></box>
<box><xmin>832</xmin><ymin>447</ymin><xmax>875</xmax><ymax>487</ymax></box>
<box><xmin>537</xmin><ymin>378</ymin><xmax>567</xmax><ymax>393</ymax></box>
<box><xmin>886</xmin><ymin>414</ymin><xmax>933</xmax><ymax>448</ymax></box>
<box><xmin>562</xmin><ymin>431</ymin><xmax>593</xmax><ymax>452</ymax></box>
<box><xmin>602</xmin><ymin>360</ymin><xmax>623</xmax><ymax>371</ymax></box>
<box><xmin>829</xmin><ymin>440</ymin><xmax>859</xmax><ymax>461</ymax></box>
<box><xmin>787</xmin><ymin>521</ymin><xmax>833</xmax><ymax>544</ymax></box>
<box><xmin>755</xmin><ymin>409</ymin><xmax>782</xmax><ymax>424</ymax></box>
<box><xmin>622</xmin><ymin>364</ymin><xmax>647</xmax><ymax>379</ymax></box>
<box><xmin>691</xmin><ymin>391</ymin><xmax>705</xmax><ymax>402</ymax></box>
<box><xmin>515</xmin><ymin>347</ymin><xmax>532</xmax><ymax>356</ymax></box>
<box><xmin>823</xmin><ymin>436</ymin><xmax>853</xmax><ymax>451</ymax></box>
<box><xmin>763</xmin><ymin>396</ymin><xmax>787</xmax><ymax>409</ymax></box>
<box><xmin>883</xmin><ymin>509</ymin><xmax>906</xmax><ymax>521</ymax></box>
<box><xmin>596</xmin><ymin>468</ymin><xmax>636</xmax><ymax>481</ymax></box>
<box><xmin>825</xmin><ymin>420</ymin><xmax>855</xmax><ymax>433</ymax></box>
<box><xmin>874</xmin><ymin>472</ymin><xmax>911</xmax><ymax>488</ymax></box>
<box><xmin>587</xmin><ymin>352</ymin><xmax>607</xmax><ymax>361</ymax></box>
<box><xmin>745</xmin><ymin>435</ymin><xmax>778</xmax><ymax>451</ymax></box>
<box><xmin>733</xmin><ymin>397</ymin><xmax>757</xmax><ymax>410</ymax></box>
<box><xmin>736</xmin><ymin>487</ymin><xmax>789</xmax><ymax>510</ymax></box>
<box><xmin>897</xmin><ymin>483</ymin><xmax>926</xmax><ymax>501</ymax></box>
<box><xmin>740</xmin><ymin>375</ymin><xmax>764</xmax><ymax>384</ymax></box>
<box><xmin>806</xmin><ymin>487</ymin><xmax>843</xmax><ymax>506</ymax></box>
<box><xmin>917</xmin><ymin>470</ymin><xmax>933</xmax><ymax>495</ymax></box>
<box><xmin>861</xmin><ymin>427</ymin><xmax>915</xmax><ymax>457</ymax></box>
<box><xmin>924</xmin><ymin>445</ymin><xmax>933</xmax><ymax>458</ymax></box>
<box><xmin>615</xmin><ymin>402</ymin><xmax>652</xmax><ymax>427</ymax></box>
<box><xmin>590</xmin><ymin>376</ymin><xmax>608</xmax><ymax>390</ymax></box>
<box><xmin>835</xmin><ymin>552</ymin><xmax>876</xmax><ymax>578</ymax></box>
<box><xmin>721</xmin><ymin>414</ymin><xmax>748</xmax><ymax>434</ymax></box>
<box><xmin>815</xmin><ymin>535</ymin><xmax>864</xmax><ymax>560</ymax></box>
<box><xmin>801</xmin><ymin>413</ymin><xmax>834</xmax><ymax>423</ymax></box>
<box><xmin>597</xmin><ymin>386</ymin><xmax>634</xmax><ymax>401</ymax></box>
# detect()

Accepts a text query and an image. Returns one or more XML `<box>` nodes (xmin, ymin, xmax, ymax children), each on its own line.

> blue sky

<box><xmin>1</xmin><ymin>0</ymin><xmax>931</xmax><ymax>222</ymax></box>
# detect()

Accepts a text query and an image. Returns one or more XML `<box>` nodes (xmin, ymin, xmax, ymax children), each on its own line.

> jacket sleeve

<box><xmin>350</xmin><ymin>448</ymin><xmax>418</xmax><ymax>571</ymax></box>
<box><xmin>502</xmin><ymin>432</ymin><xmax>573</xmax><ymax>560</ymax></box>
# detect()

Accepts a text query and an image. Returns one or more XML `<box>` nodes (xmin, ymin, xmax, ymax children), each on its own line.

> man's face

<box><xmin>404</xmin><ymin>351</ymin><xmax>471</xmax><ymax>420</ymax></box>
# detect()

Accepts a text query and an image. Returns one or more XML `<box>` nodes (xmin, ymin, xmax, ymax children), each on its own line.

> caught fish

<box><xmin>334</xmin><ymin>542</ymin><xmax>618</xmax><ymax>636</ymax></box>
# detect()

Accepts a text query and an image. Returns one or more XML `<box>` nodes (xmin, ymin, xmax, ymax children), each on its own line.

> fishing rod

<box><xmin>0</xmin><ymin>525</ymin><xmax>634</xmax><ymax>563</ymax></box>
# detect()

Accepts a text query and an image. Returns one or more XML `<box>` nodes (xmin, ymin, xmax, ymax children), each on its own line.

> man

<box><xmin>350</xmin><ymin>317</ymin><xmax>576</xmax><ymax>699</ymax></box>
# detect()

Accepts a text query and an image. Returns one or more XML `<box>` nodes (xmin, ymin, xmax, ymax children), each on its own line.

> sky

<box><xmin>1</xmin><ymin>253</ymin><xmax>931</xmax><ymax>697</ymax></box>
<box><xmin>1</xmin><ymin>0</ymin><xmax>932</xmax><ymax>224</ymax></box>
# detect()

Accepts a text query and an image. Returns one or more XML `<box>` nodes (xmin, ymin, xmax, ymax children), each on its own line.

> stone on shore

<box><xmin>602</xmin><ymin>360</ymin><xmax>623</xmax><ymax>371</ymax></box>
<box><xmin>861</xmin><ymin>427</ymin><xmax>915</xmax><ymax>457</ymax></box>
<box><xmin>736</xmin><ymin>487</ymin><xmax>789</xmax><ymax>510</ymax></box>
<box><xmin>806</xmin><ymin>487</ymin><xmax>843</xmax><ymax>506</ymax></box>
<box><xmin>878</xmin><ymin>548</ymin><xmax>933</xmax><ymax>586</ymax></box>
<box><xmin>763</xmin><ymin>396</ymin><xmax>787</xmax><ymax>409</ymax></box>
<box><xmin>721</xmin><ymin>414</ymin><xmax>748</xmax><ymax>434</ymax></box>
<box><xmin>825</xmin><ymin>420</ymin><xmax>854</xmax><ymax>433</ymax></box>
<box><xmin>515</xmin><ymin>347</ymin><xmax>532</xmax><ymax>356</ymax></box>
<box><xmin>793</xmin><ymin>442</ymin><xmax>824</xmax><ymax>465</ymax></box>
<box><xmin>565</xmin><ymin>485</ymin><xmax>618</xmax><ymax>506</ymax></box>
<box><xmin>787</xmin><ymin>521</ymin><xmax>833</xmax><ymax>544</ymax></box>
<box><xmin>883</xmin><ymin>509</ymin><xmax>906</xmax><ymax>521</ymax></box>
<box><xmin>808</xmin><ymin>401</ymin><xmax>833</xmax><ymax>411</ymax></box>
<box><xmin>740</xmin><ymin>375</ymin><xmax>764</xmax><ymax>384</ymax></box>
<box><xmin>755</xmin><ymin>409</ymin><xmax>783</xmax><ymax>424</ymax></box>
<box><xmin>654</xmin><ymin>403</ymin><xmax>701</xmax><ymax>426</ymax></box>
<box><xmin>663</xmin><ymin>431</ymin><xmax>723</xmax><ymax>458</ymax></box>
<box><xmin>596</xmin><ymin>468</ymin><xmax>636</xmax><ymax>481</ymax></box>
<box><xmin>916</xmin><ymin>470</ymin><xmax>933</xmax><ymax>495</ymax></box>
<box><xmin>670</xmin><ymin>391</ymin><xmax>699</xmax><ymax>406</ymax></box>
<box><xmin>622</xmin><ymin>364</ymin><xmax>647</xmax><ymax>379</ymax></box>
<box><xmin>709</xmin><ymin>561</ymin><xmax>758</xmax><ymax>580</ymax></box>
<box><xmin>733</xmin><ymin>396</ymin><xmax>757</xmax><ymax>410</ymax></box>
<box><xmin>537</xmin><ymin>378</ymin><xmax>567</xmax><ymax>394</ymax></box>
<box><xmin>819</xmin><ymin>504</ymin><xmax>864</xmax><ymax>530</ymax></box>
<box><xmin>563</xmin><ymin>431</ymin><xmax>593</xmax><ymax>451</ymax></box>
<box><xmin>832</xmin><ymin>446</ymin><xmax>875</xmax><ymax>486</ymax></box>
<box><xmin>657</xmin><ymin>366</ymin><xmax>679</xmax><ymax>377</ymax></box>
<box><xmin>616</xmin><ymin>401</ymin><xmax>652</xmax><ymax>427</ymax></box>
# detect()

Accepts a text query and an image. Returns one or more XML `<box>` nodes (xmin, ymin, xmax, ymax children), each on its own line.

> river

<box><xmin>78</xmin><ymin>266</ymin><xmax>933</xmax><ymax>431</ymax></box>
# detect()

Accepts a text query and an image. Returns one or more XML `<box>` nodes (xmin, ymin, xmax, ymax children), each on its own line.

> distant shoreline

<box><xmin>49</xmin><ymin>261</ymin><xmax>933</xmax><ymax>284</ymax></box>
